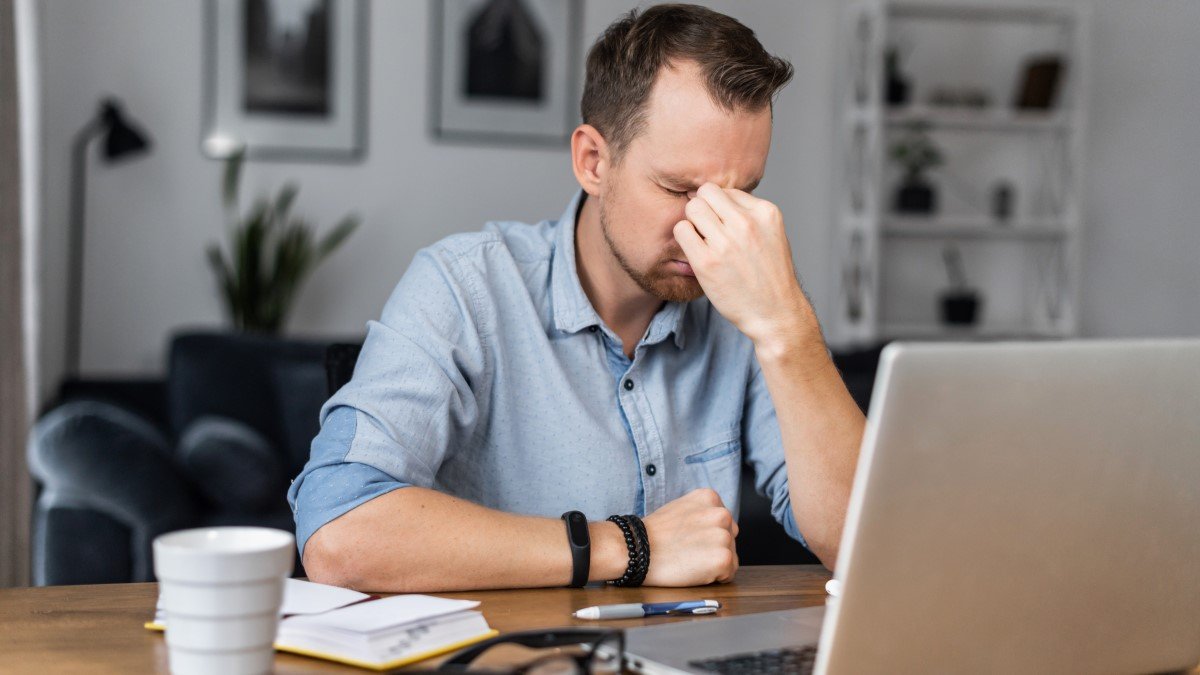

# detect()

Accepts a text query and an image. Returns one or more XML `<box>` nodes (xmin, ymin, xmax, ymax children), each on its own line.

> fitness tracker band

<box><xmin>560</xmin><ymin>510</ymin><xmax>591</xmax><ymax>587</ymax></box>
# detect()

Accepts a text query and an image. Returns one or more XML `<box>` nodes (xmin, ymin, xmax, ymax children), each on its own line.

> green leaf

<box><xmin>274</xmin><ymin>183</ymin><xmax>299</xmax><ymax>224</ymax></box>
<box><xmin>222</xmin><ymin>148</ymin><xmax>245</xmax><ymax>211</ymax></box>
<box><xmin>206</xmin><ymin>244</ymin><xmax>238</xmax><ymax>324</ymax></box>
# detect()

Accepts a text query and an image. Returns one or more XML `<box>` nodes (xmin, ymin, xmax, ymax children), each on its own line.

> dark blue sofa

<box><xmin>28</xmin><ymin>331</ymin><xmax>329</xmax><ymax>585</ymax></box>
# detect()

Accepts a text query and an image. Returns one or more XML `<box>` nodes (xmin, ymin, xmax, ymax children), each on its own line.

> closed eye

<box><xmin>664</xmin><ymin>186</ymin><xmax>689</xmax><ymax>198</ymax></box>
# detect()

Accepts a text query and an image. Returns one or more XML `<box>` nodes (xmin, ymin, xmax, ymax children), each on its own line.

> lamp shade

<box><xmin>99</xmin><ymin>99</ymin><xmax>151</xmax><ymax>161</ymax></box>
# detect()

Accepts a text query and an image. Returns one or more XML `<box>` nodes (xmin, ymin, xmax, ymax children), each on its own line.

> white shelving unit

<box><xmin>829</xmin><ymin>0</ymin><xmax>1089</xmax><ymax>345</ymax></box>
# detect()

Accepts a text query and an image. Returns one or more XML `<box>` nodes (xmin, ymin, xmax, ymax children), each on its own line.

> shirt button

<box><xmin>645</xmin><ymin>464</ymin><xmax>657</xmax><ymax>476</ymax></box>
<box><xmin>624</xmin><ymin>379</ymin><xmax>635</xmax><ymax>391</ymax></box>
<box><xmin>589</xmin><ymin>326</ymin><xmax>598</xmax><ymax>333</ymax></box>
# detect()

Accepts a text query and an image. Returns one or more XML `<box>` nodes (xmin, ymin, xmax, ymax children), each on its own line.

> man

<box><xmin>290</xmin><ymin>4</ymin><xmax>865</xmax><ymax>592</ymax></box>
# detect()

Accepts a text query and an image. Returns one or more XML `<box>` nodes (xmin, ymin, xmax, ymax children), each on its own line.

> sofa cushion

<box><xmin>269</xmin><ymin>358</ymin><xmax>329</xmax><ymax>476</ymax></box>
<box><xmin>167</xmin><ymin>331</ymin><xmax>326</xmax><ymax>454</ymax></box>
<box><xmin>177</xmin><ymin>416</ymin><xmax>289</xmax><ymax>514</ymax></box>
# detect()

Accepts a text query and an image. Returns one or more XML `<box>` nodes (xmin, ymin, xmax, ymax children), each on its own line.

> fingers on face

<box><xmin>673</xmin><ymin>220</ymin><xmax>707</xmax><ymax>261</ymax></box>
<box><xmin>697</xmin><ymin>182</ymin><xmax>750</xmax><ymax>220</ymax></box>
<box><xmin>696</xmin><ymin>182</ymin><xmax>779</xmax><ymax>227</ymax></box>
<box><xmin>723</xmin><ymin>187</ymin><xmax>759</xmax><ymax>210</ymax></box>
<box><xmin>684</xmin><ymin>194</ymin><xmax>723</xmax><ymax>240</ymax></box>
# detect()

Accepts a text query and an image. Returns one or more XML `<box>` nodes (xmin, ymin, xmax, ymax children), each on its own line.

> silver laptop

<box><xmin>626</xmin><ymin>340</ymin><xmax>1200</xmax><ymax>674</ymax></box>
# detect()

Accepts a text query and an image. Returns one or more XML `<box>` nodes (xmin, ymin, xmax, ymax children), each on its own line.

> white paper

<box><xmin>281</xmin><ymin>578</ymin><xmax>373</xmax><ymax>616</ymax></box>
<box><xmin>154</xmin><ymin>578</ymin><xmax>371</xmax><ymax>618</ymax></box>
<box><xmin>283</xmin><ymin>594</ymin><xmax>481</xmax><ymax>634</ymax></box>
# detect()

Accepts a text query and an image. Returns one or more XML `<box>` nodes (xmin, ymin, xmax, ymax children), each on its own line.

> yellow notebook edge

<box><xmin>144</xmin><ymin>622</ymin><xmax>500</xmax><ymax>671</ymax></box>
<box><xmin>275</xmin><ymin>630</ymin><xmax>500</xmax><ymax>671</ymax></box>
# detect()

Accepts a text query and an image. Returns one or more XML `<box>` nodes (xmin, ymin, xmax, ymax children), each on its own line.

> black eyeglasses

<box><xmin>432</xmin><ymin>628</ymin><xmax>624</xmax><ymax>675</ymax></box>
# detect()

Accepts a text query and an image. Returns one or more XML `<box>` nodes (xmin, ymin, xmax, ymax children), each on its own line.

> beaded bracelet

<box><xmin>626</xmin><ymin>514</ymin><xmax>651</xmax><ymax>586</ymax></box>
<box><xmin>606</xmin><ymin>514</ymin><xmax>650</xmax><ymax>587</ymax></box>
<box><xmin>606</xmin><ymin>515</ymin><xmax>638</xmax><ymax>586</ymax></box>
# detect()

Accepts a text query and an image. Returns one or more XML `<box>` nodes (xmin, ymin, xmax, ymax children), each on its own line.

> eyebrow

<box><xmin>655</xmin><ymin>172</ymin><xmax>762</xmax><ymax>193</ymax></box>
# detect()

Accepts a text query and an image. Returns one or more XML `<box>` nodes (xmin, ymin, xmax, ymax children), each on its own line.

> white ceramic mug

<box><xmin>153</xmin><ymin>527</ymin><xmax>295</xmax><ymax>675</ymax></box>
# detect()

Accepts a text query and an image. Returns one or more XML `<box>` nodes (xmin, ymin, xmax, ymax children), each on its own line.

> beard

<box><xmin>599</xmin><ymin>201</ymin><xmax>705</xmax><ymax>303</ymax></box>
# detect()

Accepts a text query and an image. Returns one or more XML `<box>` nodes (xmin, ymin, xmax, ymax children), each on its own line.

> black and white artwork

<box><xmin>204</xmin><ymin>0</ymin><xmax>365</xmax><ymax>160</ymax></box>
<box><xmin>434</xmin><ymin>0</ymin><xmax>579</xmax><ymax>143</ymax></box>
<box><xmin>244</xmin><ymin>0</ymin><xmax>331</xmax><ymax>116</ymax></box>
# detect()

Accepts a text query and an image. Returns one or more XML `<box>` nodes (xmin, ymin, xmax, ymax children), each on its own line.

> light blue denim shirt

<box><xmin>287</xmin><ymin>191</ymin><xmax>805</xmax><ymax>557</ymax></box>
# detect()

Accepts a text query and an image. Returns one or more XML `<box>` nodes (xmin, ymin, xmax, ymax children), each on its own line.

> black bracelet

<box><xmin>626</xmin><ymin>514</ymin><xmax>651</xmax><ymax>586</ymax></box>
<box><xmin>606</xmin><ymin>515</ymin><xmax>637</xmax><ymax>586</ymax></box>
<box><xmin>606</xmin><ymin>514</ymin><xmax>651</xmax><ymax>587</ymax></box>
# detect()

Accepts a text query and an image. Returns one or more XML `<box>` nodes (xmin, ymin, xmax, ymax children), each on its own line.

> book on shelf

<box><xmin>146</xmin><ymin>578</ymin><xmax>498</xmax><ymax>671</ymax></box>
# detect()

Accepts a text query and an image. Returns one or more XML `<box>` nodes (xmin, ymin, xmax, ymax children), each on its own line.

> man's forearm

<box><xmin>754</xmin><ymin>319</ymin><xmax>866</xmax><ymax>570</ymax></box>
<box><xmin>303</xmin><ymin>486</ymin><xmax>628</xmax><ymax>593</ymax></box>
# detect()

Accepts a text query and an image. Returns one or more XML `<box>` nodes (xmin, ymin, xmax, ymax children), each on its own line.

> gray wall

<box><xmin>1080</xmin><ymin>2</ymin><xmax>1200</xmax><ymax>337</ymax></box>
<box><xmin>32</xmin><ymin>1</ymin><xmax>1200</xmax><ymax>403</ymax></box>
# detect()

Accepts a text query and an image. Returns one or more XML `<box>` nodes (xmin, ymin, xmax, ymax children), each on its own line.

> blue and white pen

<box><xmin>573</xmin><ymin>599</ymin><xmax>721</xmax><ymax>620</ymax></box>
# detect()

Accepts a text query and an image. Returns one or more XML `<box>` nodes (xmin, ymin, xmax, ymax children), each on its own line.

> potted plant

<box><xmin>206</xmin><ymin>149</ymin><xmax>360</xmax><ymax>333</ymax></box>
<box><xmin>889</xmin><ymin>122</ymin><xmax>943</xmax><ymax>215</ymax></box>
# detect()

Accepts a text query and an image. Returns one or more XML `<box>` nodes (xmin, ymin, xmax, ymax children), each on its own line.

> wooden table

<box><xmin>0</xmin><ymin>566</ymin><xmax>832</xmax><ymax>673</ymax></box>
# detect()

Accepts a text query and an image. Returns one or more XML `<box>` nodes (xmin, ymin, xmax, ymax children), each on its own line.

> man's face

<box><xmin>598</xmin><ymin>61</ymin><xmax>773</xmax><ymax>303</ymax></box>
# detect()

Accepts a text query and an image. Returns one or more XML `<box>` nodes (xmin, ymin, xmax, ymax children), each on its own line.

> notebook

<box><xmin>146</xmin><ymin>578</ymin><xmax>499</xmax><ymax>670</ymax></box>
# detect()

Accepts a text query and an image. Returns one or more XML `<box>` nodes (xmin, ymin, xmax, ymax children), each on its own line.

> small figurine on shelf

<box><xmin>939</xmin><ymin>244</ymin><xmax>982</xmax><ymax>326</ymax></box>
<box><xmin>992</xmin><ymin>180</ymin><xmax>1015</xmax><ymax>224</ymax></box>
<box><xmin>884</xmin><ymin>46</ymin><xmax>911</xmax><ymax>107</ymax></box>
<box><xmin>889</xmin><ymin>121</ymin><xmax>943</xmax><ymax>215</ymax></box>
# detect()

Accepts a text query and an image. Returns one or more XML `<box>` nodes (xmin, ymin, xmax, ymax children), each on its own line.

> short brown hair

<box><xmin>580</xmin><ymin>4</ymin><xmax>793</xmax><ymax>160</ymax></box>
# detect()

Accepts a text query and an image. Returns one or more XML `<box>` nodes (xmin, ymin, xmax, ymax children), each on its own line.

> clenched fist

<box><xmin>642</xmin><ymin>488</ymin><xmax>740</xmax><ymax>586</ymax></box>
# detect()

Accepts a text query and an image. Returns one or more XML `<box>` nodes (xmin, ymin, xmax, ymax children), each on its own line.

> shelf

<box><xmin>880</xmin><ymin>321</ymin><xmax>1067</xmax><ymax>341</ymax></box>
<box><xmin>883</xmin><ymin>106</ymin><xmax>1069</xmax><ymax>132</ymax></box>
<box><xmin>882</xmin><ymin>217</ymin><xmax>1070</xmax><ymax>240</ymax></box>
<box><xmin>828</xmin><ymin>1</ymin><xmax>1085</xmax><ymax>347</ymax></box>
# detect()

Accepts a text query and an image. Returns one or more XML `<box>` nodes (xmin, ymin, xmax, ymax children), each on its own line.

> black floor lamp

<box><xmin>65</xmin><ymin>98</ymin><xmax>152</xmax><ymax>378</ymax></box>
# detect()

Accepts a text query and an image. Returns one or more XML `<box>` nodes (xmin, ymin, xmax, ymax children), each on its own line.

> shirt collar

<box><xmin>550</xmin><ymin>191</ymin><xmax>687</xmax><ymax>350</ymax></box>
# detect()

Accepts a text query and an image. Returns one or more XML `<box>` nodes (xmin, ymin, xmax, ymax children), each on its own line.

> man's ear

<box><xmin>571</xmin><ymin>124</ymin><xmax>608</xmax><ymax>197</ymax></box>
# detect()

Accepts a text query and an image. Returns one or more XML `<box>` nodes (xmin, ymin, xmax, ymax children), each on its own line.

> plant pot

<box><xmin>940</xmin><ymin>289</ymin><xmax>981</xmax><ymax>326</ymax></box>
<box><xmin>894</xmin><ymin>178</ymin><xmax>937</xmax><ymax>215</ymax></box>
<box><xmin>886</xmin><ymin>73</ymin><xmax>911</xmax><ymax>107</ymax></box>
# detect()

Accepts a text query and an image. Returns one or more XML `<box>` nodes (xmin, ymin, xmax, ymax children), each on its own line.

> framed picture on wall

<box><xmin>203</xmin><ymin>0</ymin><xmax>367</xmax><ymax>161</ymax></box>
<box><xmin>432</xmin><ymin>0</ymin><xmax>580</xmax><ymax>144</ymax></box>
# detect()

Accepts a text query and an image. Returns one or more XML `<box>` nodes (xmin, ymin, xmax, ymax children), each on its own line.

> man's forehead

<box><xmin>643</xmin><ymin>62</ymin><xmax>737</xmax><ymax>130</ymax></box>
<box><xmin>631</xmin><ymin>61</ymin><xmax>773</xmax><ymax>179</ymax></box>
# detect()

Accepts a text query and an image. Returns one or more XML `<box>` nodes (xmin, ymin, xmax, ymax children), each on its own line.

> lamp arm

<box><xmin>64</xmin><ymin>120</ymin><xmax>103</xmax><ymax>378</ymax></box>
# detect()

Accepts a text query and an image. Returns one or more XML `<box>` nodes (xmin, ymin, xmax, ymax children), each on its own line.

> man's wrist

<box><xmin>743</xmin><ymin>287</ymin><xmax>822</xmax><ymax>357</ymax></box>
<box><xmin>751</xmin><ymin>310</ymin><xmax>825</xmax><ymax>366</ymax></box>
<box><xmin>588</xmin><ymin>521</ymin><xmax>628</xmax><ymax>582</ymax></box>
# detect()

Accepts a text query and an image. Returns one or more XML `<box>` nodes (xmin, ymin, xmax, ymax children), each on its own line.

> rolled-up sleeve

<box><xmin>740</xmin><ymin>360</ymin><xmax>809</xmax><ymax>548</ymax></box>
<box><xmin>288</xmin><ymin>245</ymin><xmax>491</xmax><ymax>557</ymax></box>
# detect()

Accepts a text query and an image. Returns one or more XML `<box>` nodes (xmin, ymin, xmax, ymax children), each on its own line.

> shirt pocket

<box><xmin>683</xmin><ymin>433</ymin><xmax>743</xmax><ymax>518</ymax></box>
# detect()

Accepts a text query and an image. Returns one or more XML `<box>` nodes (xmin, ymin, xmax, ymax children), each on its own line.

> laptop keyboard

<box><xmin>688</xmin><ymin>645</ymin><xmax>818</xmax><ymax>674</ymax></box>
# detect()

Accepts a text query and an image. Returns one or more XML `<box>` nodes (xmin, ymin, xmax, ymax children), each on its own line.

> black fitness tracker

<box><xmin>560</xmin><ymin>510</ymin><xmax>591</xmax><ymax>587</ymax></box>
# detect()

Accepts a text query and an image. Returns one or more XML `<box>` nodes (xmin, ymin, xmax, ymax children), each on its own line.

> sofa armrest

<box><xmin>31</xmin><ymin>501</ymin><xmax>134</xmax><ymax>586</ymax></box>
<box><xmin>29</xmin><ymin>401</ymin><xmax>201</xmax><ymax>581</ymax></box>
<box><xmin>178</xmin><ymin>416</ymin><xmax>289</xmax><ymax>514</ymax></box>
